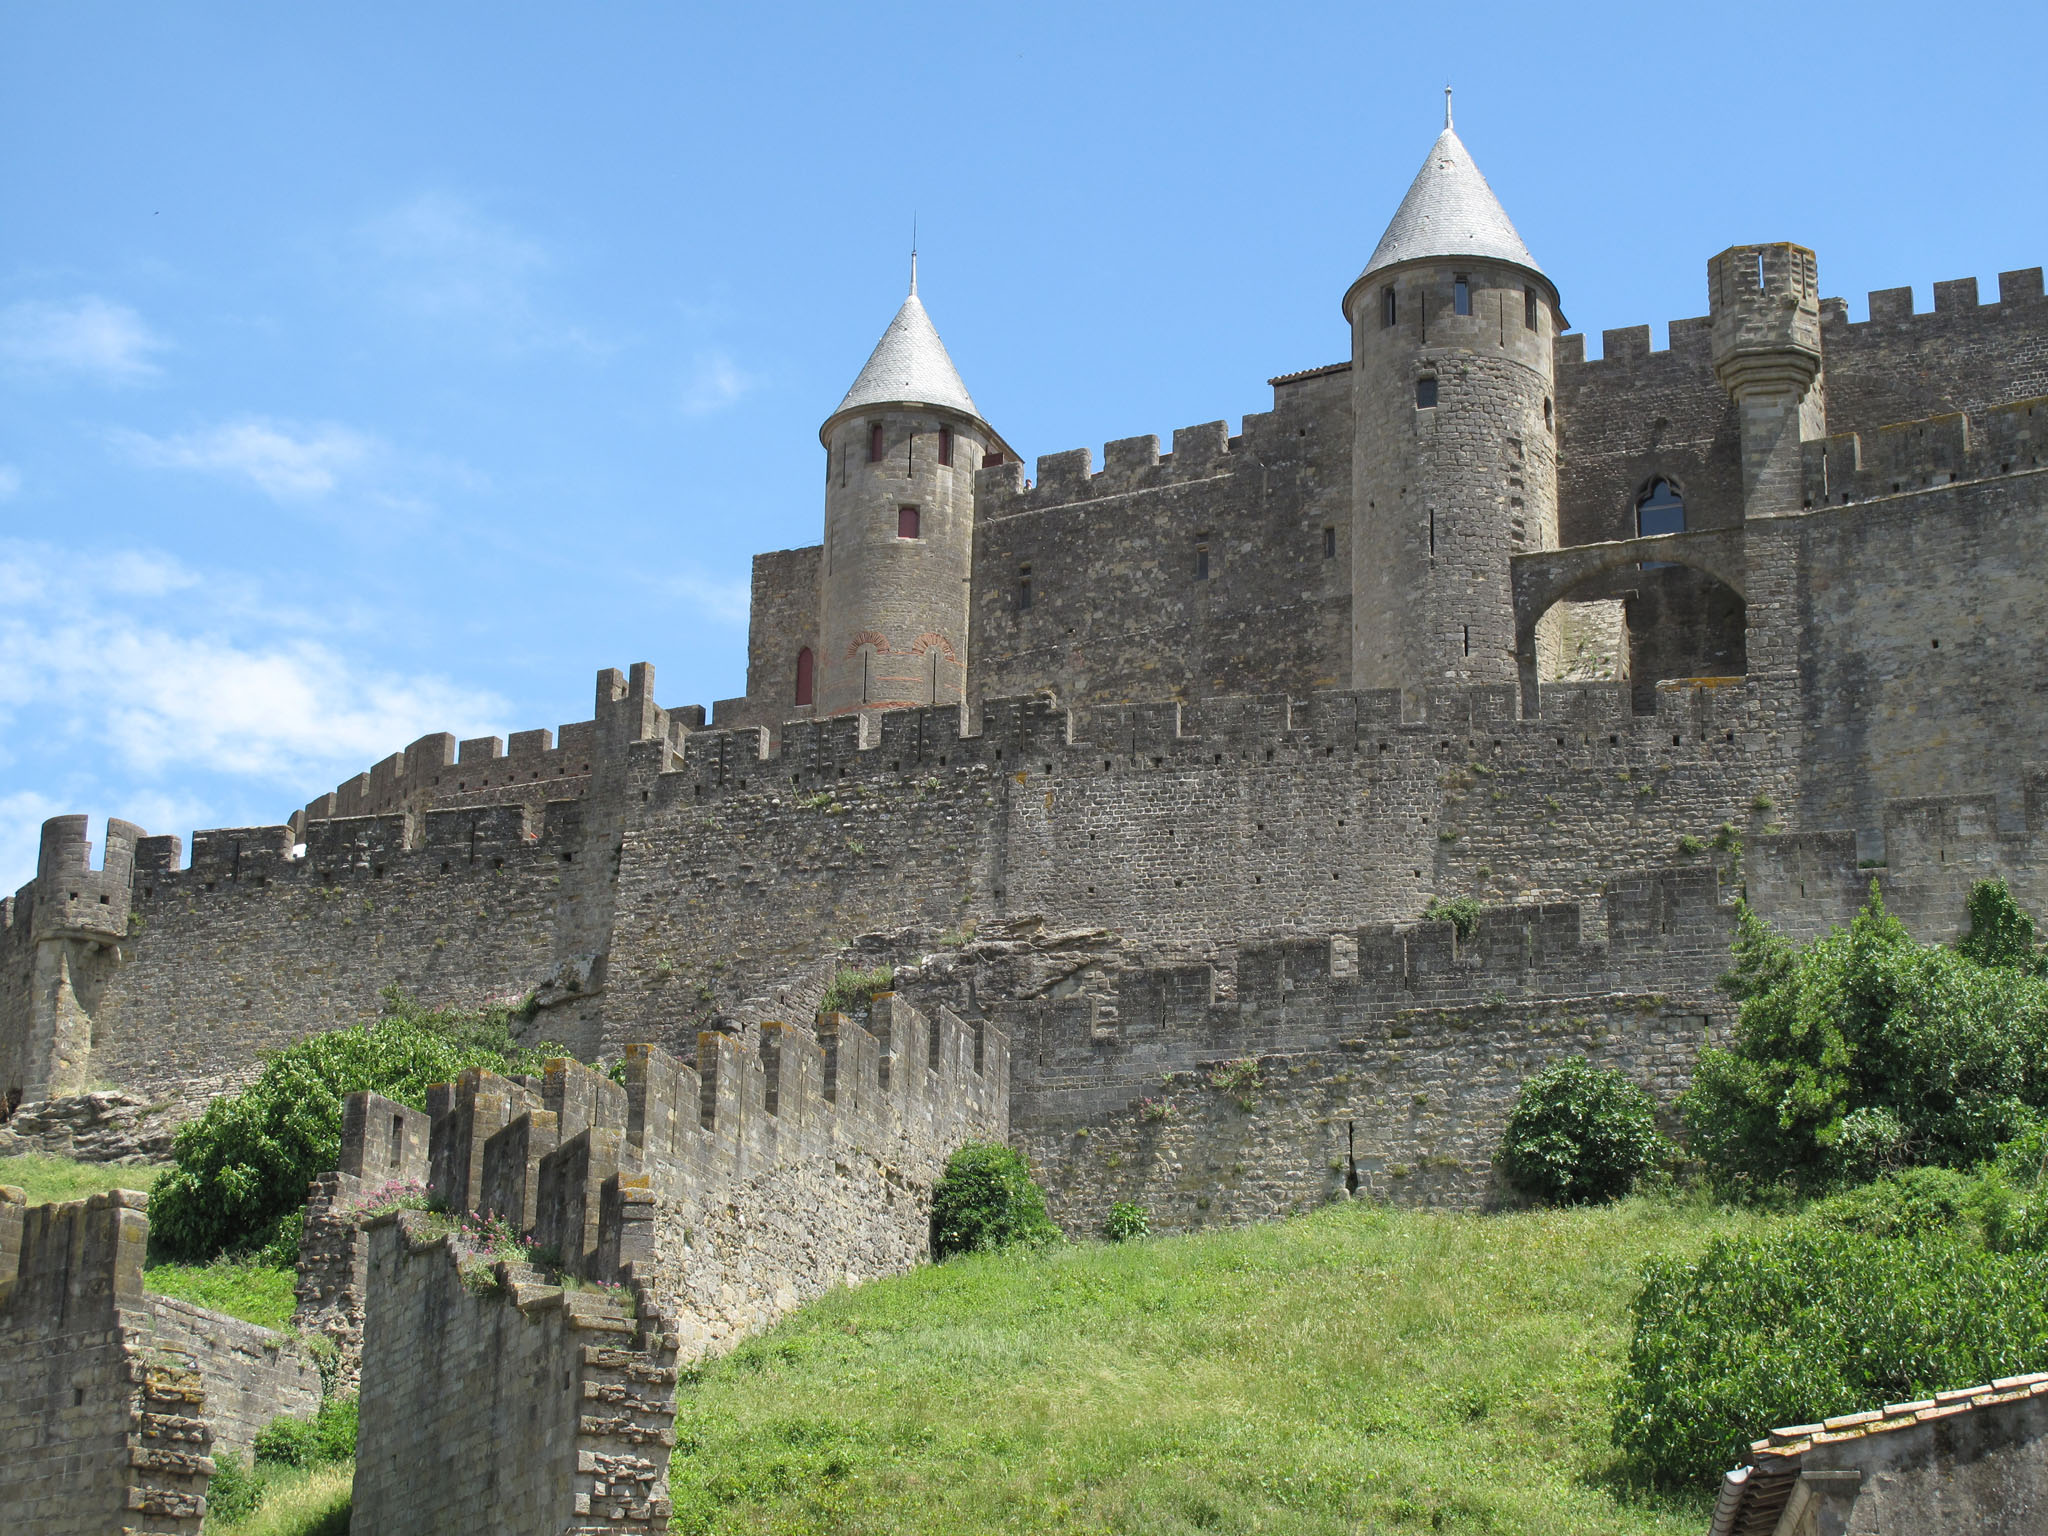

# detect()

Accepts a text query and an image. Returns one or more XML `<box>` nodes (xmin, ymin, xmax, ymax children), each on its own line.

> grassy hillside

<box><xmin>2</xmin><ymin>1152</ymin><xmax>295</xmax><ymax>1328</ymax></box>
<box><xmin>0</xmin><ymin>1150</ymin><xmax>165</xmax><ymax>1203</ymax></box>
<box><xmin>669</xmin><ymin>1196</ymin><xmax>1776</xmax><ymax>1536</ymax></box>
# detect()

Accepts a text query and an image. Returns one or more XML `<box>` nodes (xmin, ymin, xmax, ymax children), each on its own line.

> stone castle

<box><xmin>5</xmin><ymin>106</ymin><xmax>2048</xmax><ymax>1530</ymax></box>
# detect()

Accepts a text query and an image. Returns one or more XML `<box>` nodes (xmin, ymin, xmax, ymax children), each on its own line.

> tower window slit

<box><xmin>1463</xmin><ymin>624</ymin><xmax>1471</xmax><ymax>657</ymax></box>
<box><xmin>1018</xmin><ymin>565</ymin><xmax>1032</xmax><ymax>611</ymax></box>
<box><xmin>1453</xmin><ymin>275</ymin><xmax>1471</xmax><ymax>316</ymax></box>
<box><xmin>1416</xmin><ymin>376</ymin><xmax>1438</xmax><ymax>409</ymax></box>
<box><xmin>1524</xmin><ymin>286</ymin><xmax>1538</xmax><ymax>330</ymax></box>
<box><xmin>898</xmin><ymin>505</ymin><xmax>920</xmax><ymax>539</ymax></box>
<box><xmin>938</xmin><ymin>426</ymin><xmax>952</xmax><ymax>466</ymax></box>
<box><xmin>868</xmin><ymin>423</ymin><xmax>884</xmax><ymax>463</ymax></box>
<box><xmin>1382</xmin><ymin>286</ymin><xmax>1397</xmax><ymax>327</ymax></box>
<box><xmin>1323</xmin><ymin>525</ymin><xmax>1336</xmax><ymax>558</ymax></box>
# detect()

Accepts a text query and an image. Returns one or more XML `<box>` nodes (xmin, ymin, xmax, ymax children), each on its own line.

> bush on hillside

<box><xmin>1680</xmin><ymin>883</ymin><xmax>2048</xmax><ymax>1195</ymax></box>
<box><xmin>1103</xmin><ymin>1201</ymin><xmax>1149</xmax><ymax>1241</ymax></box>
<box><xmin>1613</xmin><ymin>1217</ymin><xmax>2048</xmax><ymax>1486</ymax></box>
<box><xmin>148</xmin><ymin>990</ymin><xmax>566</xmax><ymax>1262</ymax></box>
<box><xmin>930</xmin><ymin>1142</ymin><xmax>1061</xmax><ymax>1258</ymax></box>
<box><xmin>206</xmin><ymin>1452</ymin><xmax>264</xmax><ymax>1523</ymax></box>
<box><xmin>254</xmin><ymin>1395</ymin><xmax>358</xmax><ymax>1470</ymax></box>
<box><xmin>1498</xmin><ymin>1056</ymin><xmax>1668</xmax><ymax>1206</ymax></box>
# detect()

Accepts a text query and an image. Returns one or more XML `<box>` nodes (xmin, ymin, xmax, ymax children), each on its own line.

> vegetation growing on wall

<box><xmin>148</xmin><ymin>990</ymin><xmax>567</xmax><ymax>1262</ymax></box>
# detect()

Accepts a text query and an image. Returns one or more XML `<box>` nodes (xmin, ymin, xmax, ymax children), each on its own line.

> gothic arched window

<box><xmin>794</xmin><ymin>647</ymin><xmax>814</xmax><ymax>706</ymax></box>
<box><xmin>1637</xmin><ymin>478</ymin><xmax>1685</xmax><ymax>538</ymax></box>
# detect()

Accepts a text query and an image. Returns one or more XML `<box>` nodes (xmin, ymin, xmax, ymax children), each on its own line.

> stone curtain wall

<box><xmin>351</xmin><ymin>996</ymin><xmax>1007</xmax><ymax>1533</ymax></box>
<box><xmin>84</xmin><ymin>807</ymin><xmax>571</xmax><ymax>1116</ymax></box>
<box><xmin>989</xmin><ymin>866</ymin><xmax>1736</xmax><ymax>1227</ymax></box>
<box><xmin>1763</xmin><ymin>472</ymin><xmax>2048</xmax><ymax>843</ymax></box>
<box><xmin>968</xmin><ymin>374</ymin><xmax>1355</xmax><ymax>713</ymax></box>
<box><xmin>0</xmin><ymin>1187</ymin><xmax>319</xmax><ymax>1535</ymax></box>
<box><xmin>352</xmin><ymin>1216</ymin><xmax>680</xmax><ymax>1536</ymax></box>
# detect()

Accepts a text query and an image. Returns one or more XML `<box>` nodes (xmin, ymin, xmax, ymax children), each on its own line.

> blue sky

<box><xmin>3</xmin><ymin>0</ymin><xmax>2042</xmax><ymax>891</ymax></box>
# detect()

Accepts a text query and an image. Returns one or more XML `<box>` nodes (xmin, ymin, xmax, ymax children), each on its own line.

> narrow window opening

<box><xmin>1323</xmin><ymin>525</ymin><xmax>1336</xmax><ymax>558</ymax></box>
<box><xmin>794</xmin><ymin>646</ymin><xmax>814</xmax><ymax>706</ymax></box>
<box><xmin>868</xmin><ymin>423</ymin><xmax>884</xmax><ymax>463</ymax></box>
<box><xmin>389</xmin><ymin>1114</ymin><xmax>404</xmax><ymax>1169</ymax></box>
<box><xmin>1428</xmin><ymin>509</ymin><xmax>1436</xmax><ymax>556</ymax></box>
<box><xmin>898</xmin><ymin>505</ymin><xmax>920</xmax><ymax>539</ymax></box>
<box><xmin>1462</xmin><ymin>624</ymin><xmax>1471</xmax><ymax>657</ymax></box>
<box><xmin>1382</xmin><ymin>286</ymin><xmax>1397</xmax><ymax>328</ymax></box>
<box><xmin>1453</xmin><ymin>275</ymin><xmax>1471</xmax><ymax>316</ymax></box>
<box><xmin>938</xmin><ymin>426</ymin><xmax>953</xmax><ymax>466</ymax></box>
<box><xmin>1524</xmin><ymin>286</ymin><xmax>1538</xmax><ymax>330</ymax></box>
<box><xmin>1416</xmin><ymin>376</ymin><xmax>1438</xmax><ymax>409</ymax></box>
<box><xmin>1194</xmin><ymin>542</ymin><xmax>1210</xmax><ymax>580</ymax></box>
<box><xmin>1755</xmin><ymin>250</ymin><xmax>1765</xmax><ymax>289</ymax></box>
<box><xmin>1018</xmin><ymin>565</ymin><xmax>1032</xmax><ymax>611</ymax></box>
<box><xmin>1543</xmin><ymin>397</ymin><xmax>1553</xmax><ymax>431</ymax></box>
<box><xmin>1637</xmin><ymin>478</ymin><xmax>1684</xmax><ymax>569</ymax></box>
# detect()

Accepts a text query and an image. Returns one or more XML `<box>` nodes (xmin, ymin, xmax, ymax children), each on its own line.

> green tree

<box><xmin>1499</xmin><ymin>1056</ymin><xmax>1668</xmax><ymax>1206</ymax></box>
<box><xmin>1681</xmin><ymin>883</ymin><xmax>2048</xmax><ymax>1195</ymax></box>
<box><xmin>148</xmin><ymin>990</ymin><xmax>566</xmax><ymax>1261</ymax></box>
<box><xmin>929</xmin><ymin>1143</ymin><xmax>1061</xmax><ymax>1258</ymax></box>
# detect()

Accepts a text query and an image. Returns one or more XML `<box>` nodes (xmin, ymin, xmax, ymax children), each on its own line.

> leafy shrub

<box><xmin>818</xmin><ymin>965</ymin><xmax>894</xmax><ymax>1023</ymax></box>
<box><xmin>1103</xmin><ymin>1201</ymin><xmax>1149</xmax><ymax>1242</ymax></box>
<box><xmin>207</xmin><ymin>1451</ymin><xmax>263</xmax><ymax>1522</ymax></box>
<box><xmin>1423</xmin><ymin>895</ymin><xmax>1482</xmax><ymax>942</ymax></box>
<box><xmin>1806</xmin><ymin>1165</ymin><xmax>1978</xmax><ymax>1241</ymax></box>
<box><xmin>148</xmin><ymin>990</ymin><xmax>565</xmax><ymax>1262</ymax></box>
<box><xmin>254</xmin><ymin>1395</ymin><xmax>358</xmax><ymax>1470</ymax></box>
<box><xmin>1499</xmin><ymin>1056</ymin><xmax>1667</xmax><ymax>1206</ymax></box>
<box><xmin>1957</xmin><ymin>878</ymin><xmax>2048</xmax><ymax>973</ymax></box>
<box><xmin>1679</xmin><ymin>885</ymin><xmax>2048</xmax><ymax>1195</ymax></box>
<box><xmin>930</xmin><ymin>1143</ymin><xmax>1061</xmax><ymax>1258</ymax></box>
<box><xmin>1613</xmin><ymin>1223</ymin><xmax>2048</xmax><ymax>1486</ymax></box>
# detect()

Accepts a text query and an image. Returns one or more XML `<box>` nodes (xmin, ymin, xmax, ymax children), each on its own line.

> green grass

<box><xmin>143</xmin><ymin>1257</ymin><xmax>300</xmax><ymax>1329</ymax></box>
<box><xmin>2</xmin><ymin>1153</ymin><xmax>294</xmax><ymax>1328</ymax></box>
<box><xmin>208</xmin><ymin>1461</ymin><xmax>352</xmax><ymax>1536</ymax></box>
<box><xmin>0</xmin><ymin>1150</ymin><xmax>165</xmax><ymax>1203</ymax></box>
<box><xmin>669</xmin><ymin>1196</ymin><xmax>1782</xmax><ymax>1536</ymax></box>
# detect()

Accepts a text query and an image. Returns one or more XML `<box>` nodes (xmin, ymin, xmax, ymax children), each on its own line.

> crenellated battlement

<box><xmin>1746</xmin><ymin>768</ymin><xmax>2048</xmax><ymax>942</ymax></box>
<box><xmin>1800</xmin><ymin>395</ymin><xmax>2047</xmax><ymax>506</ymax></box>
<box><xmin>12</xmin><ymin>814</ymin><xmax>144</xmax><ymax>944</ymax></box>
<box><xmin>972</xmin><ymin>386</ymin><xmax>1339</xmax><ymax>520</ymax></box>
<box><xmin>293</xmin><ymin>662</ymin><xmax>706</xmax><ymax>834</ymax></box>
<box><xmin>658</xmin><ymin>677</ymin><xmax>1759</xmax><ymax>802</ymax></box>
<box><xmin>1825</xmin><ymin>266</ymin><xmax>2046</xmax><ymax>331</ymax></box>
<box><xmin>1554</xmin><ymin>265</ymin><xmax>2044</xmax><ymax>377</ymax></box>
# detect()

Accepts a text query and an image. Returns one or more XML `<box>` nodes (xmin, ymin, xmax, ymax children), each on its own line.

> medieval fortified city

<box><xmin>6</xmin><ymin>86</ymin><xmax>2048</xmax><ymax>1536</ymax></box>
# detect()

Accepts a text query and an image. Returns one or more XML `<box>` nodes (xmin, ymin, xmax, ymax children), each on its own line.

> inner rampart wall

<box><xmin>967</xmin><ymin>371</ymin><xmax>1354</xmax><ymax>711</ymax></box>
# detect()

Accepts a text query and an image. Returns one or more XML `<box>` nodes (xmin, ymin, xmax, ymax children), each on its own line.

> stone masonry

<box><xmin>0</xmin><ymin>1187</ymin><xmax>320</xmax><ymax>1535</ymax></box>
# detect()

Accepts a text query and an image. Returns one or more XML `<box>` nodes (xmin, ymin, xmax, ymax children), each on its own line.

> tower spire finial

<box><xmin>910</xmin><ymin>214</ymin><xmax>918</xmax><ymax>297</ymax></box>
<box><xmin>1444</xmin><ymin>83</ymin><xmax>1453</xmax><ymax>130</ymax></box>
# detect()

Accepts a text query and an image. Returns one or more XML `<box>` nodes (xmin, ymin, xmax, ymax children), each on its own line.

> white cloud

<box><xmin>0</xmin><ymin>538</ymin><xmax>506</xmax><ymax>789</ymax></box>
<box><xmin>663</xmin><ymin>570</ymin><xmax>751</xmax><ymax>627</ymax></box>
<box><xmin>0</xmin><ymin>464</ymin><xmax>19</xmax><ymax>500</ymax></box>
<box><xmin>0</xmin><ymin>296</ymin><xmax>167</xmax><ymax>385</ymax></box>
<box><xmin>0</xmin><ymin>790</ymin><xmax>65</xmax><ymax>898</ymax></box>
<box><xmin>680</xmin><ymin>350</ymin><xmax>756</xmax><ymax>416</ymax></box>
<box><xmin>113</xmin><ymin>417</ymin><xmax>377</xmax><ymax>500</ymax></box>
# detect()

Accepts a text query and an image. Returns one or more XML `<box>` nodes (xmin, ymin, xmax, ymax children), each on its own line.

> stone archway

<box><xmin>1510</xmin><ymin>526</ymin><xmax>1746</xmax><ymax>716</ymax></box>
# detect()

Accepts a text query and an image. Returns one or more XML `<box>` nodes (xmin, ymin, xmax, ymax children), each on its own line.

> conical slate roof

<box><xmin>823</xmin><ymin>273</ymin><xmax>985</xmax><ymax>438</ymax></box>
<box><xmin>1356</xmin><ymin>124</ymin><xmax>1545</xmax><ymax>288</ymax></box>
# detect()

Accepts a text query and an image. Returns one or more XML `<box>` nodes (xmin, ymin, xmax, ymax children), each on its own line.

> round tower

<box><xmin>1342</xmin><ymin>97</ymin><xmax>1561</xmax><ymax>696</ymax></box>
<box><xmin>815</xmin><ymin>261</ymin><xmax>1011</xmax><ymax>719</ymax></box>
